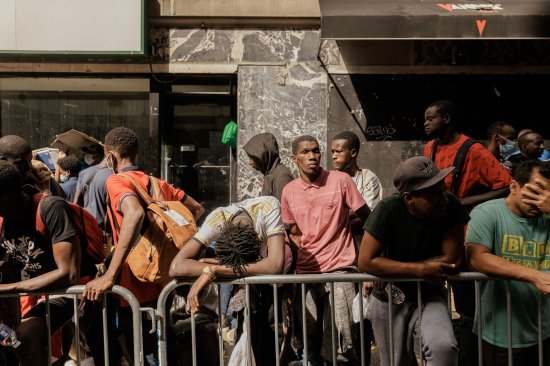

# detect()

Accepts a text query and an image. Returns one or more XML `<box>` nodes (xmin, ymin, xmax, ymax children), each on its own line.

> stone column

<box><xmin>237</xmin><ymin>62</ymin><xmax>328</xmax><ymax>199</ymax></box>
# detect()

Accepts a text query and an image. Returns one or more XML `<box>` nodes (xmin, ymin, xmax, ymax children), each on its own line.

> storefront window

<box><xmin>0</xmin><ymin>87</ymin><xmax>156</xmax><ymax>174</ymax></box>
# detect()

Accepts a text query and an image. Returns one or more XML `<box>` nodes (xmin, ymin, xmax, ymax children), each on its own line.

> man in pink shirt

<box><xmin>281</xmin><ymin>135</ymin><xmax>370</xmax><ymax>364</ymax></box>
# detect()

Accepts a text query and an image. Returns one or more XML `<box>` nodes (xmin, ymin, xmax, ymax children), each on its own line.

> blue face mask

<box><xmin>499</xmin><ymin>139</ymin><xmax>517</xmax><ymax>156</ymax></box>
<box><xmin>60</xmin><ymin>174</ymin><xmax>69</xmax><ymax>183</ymax></box>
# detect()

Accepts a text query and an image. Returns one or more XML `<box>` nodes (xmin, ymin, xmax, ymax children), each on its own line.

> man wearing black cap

<box><xmin>358</xmin><ymin>156</ymin><xmax>470</xmax><ymax>366</ymax></box>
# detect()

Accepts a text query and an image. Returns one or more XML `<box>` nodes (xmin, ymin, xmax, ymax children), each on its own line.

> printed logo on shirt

<box><xmin>501</xmin><ymin>234</ymin><xmax>550</xmax><ymax>270</ymax></box>
<box><xmin>1</xmin><ymin>235</ymin><xmax>43</xmax><ymax>273</ymax></box>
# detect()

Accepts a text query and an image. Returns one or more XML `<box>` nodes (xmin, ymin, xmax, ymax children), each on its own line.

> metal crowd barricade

<box><xmin>0</xmin><ymin>284</ymin><xmax>144</xmax><ymax>366</ymax></box>
<box><xmin>156</xmin><ymin>273</ymin><xmax>547</xmax><ymax>366</ymax></box>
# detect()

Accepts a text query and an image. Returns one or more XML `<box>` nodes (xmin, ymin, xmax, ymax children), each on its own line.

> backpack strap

<box><xmin>429</xmin><ymin>139</ymin><xmax>439</xmax><ymax>162</ymax></box>
<box><xmin>105</xmin><ymin>193</ymin><xmax>121</xmax><ymax>237</ymax></box>
<box><xmin>118</xmin><ymin>173</ymin><xmax>156</xmax><ymax>206</ymax></box>
<box><xmin>32</xmin><ymin>193</ymin><xmax>48</xmax><ymax>236</ymax></box>
<box><xmin>149</xmin><ymin>176</ymin><xmax>165</xmax><ymax>202</ymax></box>
<box><xmin>450</xmin><ymin>138</ymin><xmax>480</xmax><ymax>194</ymax></box>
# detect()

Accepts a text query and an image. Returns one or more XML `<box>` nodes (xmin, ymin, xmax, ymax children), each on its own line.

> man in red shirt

<box><xmin>424</xmin><ymin>100</ymin><xmax>511</xmax><ymax>209</ymax></box>
<box><xmin>82</xmin><ymin>127</ymin><xmax>204</xmax><ymax>365</ymax></box>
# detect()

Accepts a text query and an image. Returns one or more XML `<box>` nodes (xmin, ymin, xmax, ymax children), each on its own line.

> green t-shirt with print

<box><xmin>466</xmin><ymin>198</ymin><xmax>550</xmax><ymax>348</ymax></box>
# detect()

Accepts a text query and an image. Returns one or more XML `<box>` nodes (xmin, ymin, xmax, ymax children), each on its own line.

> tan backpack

<box><xmin>112</xmin><ymin>173</ymin><xmax>197</xmax><ymax>284</ymax></box>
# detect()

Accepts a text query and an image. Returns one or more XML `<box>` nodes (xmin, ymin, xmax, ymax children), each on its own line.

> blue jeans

<box><xmin>220</xmin><ymin>284</ymin><xmax>237</xmax><ymax>328</ymax></box>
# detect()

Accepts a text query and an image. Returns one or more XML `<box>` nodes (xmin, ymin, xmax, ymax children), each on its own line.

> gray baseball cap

<box><xmin>393</xmin><ymin>156</ymin><xmax>454</xmax><ymax>193</ymax></box>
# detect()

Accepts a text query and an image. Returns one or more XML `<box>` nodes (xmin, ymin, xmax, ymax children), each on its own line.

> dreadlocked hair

<box><xmin>214</xmin><ymin>221</ymin><xmax>262</xmax><ymax>277</ymax></box>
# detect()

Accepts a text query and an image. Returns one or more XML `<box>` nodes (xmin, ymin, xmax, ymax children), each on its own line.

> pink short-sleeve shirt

<box><xmin>280</xmin><ymin>169</ymin><xmax>366</xmax><ymax>273</ymax></box>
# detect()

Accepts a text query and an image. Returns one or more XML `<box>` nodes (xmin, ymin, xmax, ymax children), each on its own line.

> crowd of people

<box><xmin>0</xmin><ymin>99</ymin><xmax>548</xmax><ymax>366</ymax></box>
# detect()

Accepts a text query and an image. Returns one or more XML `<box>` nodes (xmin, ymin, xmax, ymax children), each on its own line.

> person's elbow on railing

<box><xmin>169</xmin><ymin>238</ymin><xmax>206</xmax><ymax>278</ymax></box>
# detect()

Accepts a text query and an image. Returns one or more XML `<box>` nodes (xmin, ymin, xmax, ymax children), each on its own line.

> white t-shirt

<box><xmin>193</xmin><ymin>196</ymin><xmax>292</xmax><ymax>272</ymax></box>
<box><xmin>352</xmin><ymin>168</ymin><xmax>383</xmax><ymax>210</ymax></box>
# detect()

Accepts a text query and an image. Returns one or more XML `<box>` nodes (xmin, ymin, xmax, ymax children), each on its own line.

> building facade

<box><xmin>1</xmin><ymin>0</ymin><xmax>549</xmax><ymax>211</ymax></box>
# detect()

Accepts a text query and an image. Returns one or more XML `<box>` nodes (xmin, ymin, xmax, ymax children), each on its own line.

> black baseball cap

<box><xmin>393</xmin><ymin>156</ymin><xmax>454</xmax><ymax>193</ymax></box>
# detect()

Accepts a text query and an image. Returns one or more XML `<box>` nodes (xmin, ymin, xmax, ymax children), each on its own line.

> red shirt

<box><xmin>424</xmin><ymin>134</ymin><xmax>511</xmax><ymax>199</ymax></box>
<box><xmin>106</xmin><ymin>169</ymin><xmax>186</xmax><ymax>306</ymax></box>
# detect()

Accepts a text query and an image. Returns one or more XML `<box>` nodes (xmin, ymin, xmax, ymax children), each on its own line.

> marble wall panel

<box><xmin>237</xmin><ymin>63</ymin><xmax>328</xmax><ymax>200</ymax></box>
<box><xmin>150</xmin><ymin>28</ymin><xmax>320</xmax><ymax>63</ymax></box>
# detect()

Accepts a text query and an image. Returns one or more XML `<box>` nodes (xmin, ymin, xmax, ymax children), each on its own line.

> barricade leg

<box><xmin>356</xmin><ymin>282</ymin><xmax>370</xmax><ymax>366</ymax></box>
<box><xmin>506</xmin><ymin>281</ymin><xmax>512</xmax><ymax>366</ymax></box>
<box><xmin>475</xmin><ymin>280</ymin><xmax>483</xmax><ymax>366</ymax></box>
<box><xmin>273</xmin><ymin>284</ymin><xmax>280</xmax><ymax>366</ymax></box>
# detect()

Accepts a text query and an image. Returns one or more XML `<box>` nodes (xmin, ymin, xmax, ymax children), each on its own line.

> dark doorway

<box><xmin>158</xmin><ymin>77</ymin><xmax>237</xmax><ymax>219</ymax></box>
<box><xmin>343</xmin><ymin>74</ymin><xmax>550</xmax><ymax>141</ymax></box>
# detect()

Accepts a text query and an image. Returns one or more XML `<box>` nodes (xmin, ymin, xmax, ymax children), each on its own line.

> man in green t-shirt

<box><xmin>359</xmin><ymin>156</ymin><xmax>470</xmax><ymax>366</ymax></box>
<box><xmin>466</xmin><ymin>160</ymin><xmax>550</xmax><ymax>365</ymax></box>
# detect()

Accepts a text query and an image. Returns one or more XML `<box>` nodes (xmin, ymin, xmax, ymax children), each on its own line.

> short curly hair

<box><xmin>292</xmin><ymin>135</ymin><xmax>318</xmax><ymax>155</ymax></box>
<box><xmin>427</xmin><ymin>100</ymin><xmax>456</xmax><ymax>124</ymax></box>
<box><xmin>512</xmin><ymin>160</ymin><xmax>550</xmax><ymax>186</ymax></box>
<box><xmin>0</xmin><ymin>135</ymin><xmax>32</xmax><ymax>160</ymax></box>
<box><xmin>0</xmin><ymin>161</ymin><xmax>23</xmax><ymax>196</ymax></box>
<box><xmin>104</xmin><ymin>127</ymin><xmax>138</xmax><ymax>159</ymax></box>
<box><xmin>214</xmin><ymin>221</ymin><xmax>262</xmax><ymax>276</ymax></box>
<box><xmin>57</xmin><ymin>156</ymin><xmax>81</xmax><ymax>177</ymax></box>
<box><xmin>332</xmin><ymin>131</ymin><xmax>360</xmax><ymax>152</ymax></box>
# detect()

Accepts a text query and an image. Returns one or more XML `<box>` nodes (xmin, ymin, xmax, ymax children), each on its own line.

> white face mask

<box><xmin>60</xmin><ymin>174</ymin><xmax>69</xmax><ymax>183</ymax></box>
<box><xmin>84</xmin><ymin>153</ymin><xmax>95</xmax><ymax>166</ymax></box>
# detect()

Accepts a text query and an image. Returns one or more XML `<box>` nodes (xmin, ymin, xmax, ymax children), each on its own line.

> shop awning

<box><xmin>320</xmin><ymin>0</ymin><xmax>550</xmax><ymax>39</ymax></box>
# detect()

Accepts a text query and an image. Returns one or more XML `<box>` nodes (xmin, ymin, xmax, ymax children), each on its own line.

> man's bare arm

<box><xmin>169</xmin><ymin>238</ymin><xmax>206</xmax><ymax>278</ymax></box>
<box><xmin>466</xmin><ymin>243</ymin><xmax>550</xmax><ymax>295</ymax></box>
<box><xmin>358</xmin><ymin>231</ymin><xmax>456</xmax><ymax>284</ymax></box>
<box><xmin>353</xmin><ymin>203</ymin><xmax>371</xmax><ymax>224</ymax></box>
<box><xmin>0</xmin><ymin>237</ymin><xmax>80</xmax><ymax>293</ymax></box>
<box><xmin>83</xmin><ymin>195</ymin><xmax>144</xmax><ymax>300</ymax></box>
<box><xmin>213</xmin><ymin>235</ymin><xmax>285</xmax><ymax>276</ymax></box>
<box><xmin>435</xmin><ymin>222</ymin><xmax>465</xmax><ymax>268</ymax></box>
<box><xmin>170</xmin><ymin>235</ymin><xmax>285</xmax><ymax>278</ymax></box>
<box><xmin>73</xmin><ymin>188</ymin><xmax>83</xmax><ymax>206</ymax></box>
<box><xmin>460</xmin><ymin>187</ymin><xmax>509</xmax><ymax>208</ymax></box>
<box><xmin>183</xmin><ymin>195</ymin><xmax>205</xmax><ymax>222</ymax></box>
<box><xmin>172</xmin><ymin>234</ymin><xmax>286</xmax><ymax>312</ymax></box>
<box><xmin>284</xmin><ymin>224</ymin><xmax>301</xmax><ymax>269</ymax></box>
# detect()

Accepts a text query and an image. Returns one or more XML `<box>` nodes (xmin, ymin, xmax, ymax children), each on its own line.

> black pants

<box><xmin>451</xmin><ymin>279</ymin><xmax>478</xmax><ymax>366</ymax></box>
<box><xmin>236</xmin><ymin>285</ymin><xmax>277</xmax><ymax>366</ymax></box>
<box><xmin>482</xmin><ymin>338</ymin><xmax>550</xmax><ymax>366</ymax></box>
<box><xmin>171</xmin><ymin>311</ymin><xmax>220</xmax><ymax>366</ymax></box>
<box><xmin>83</xmin><ymin>296</ymin><xmax>157</xmax><ymax>366</ymax></box>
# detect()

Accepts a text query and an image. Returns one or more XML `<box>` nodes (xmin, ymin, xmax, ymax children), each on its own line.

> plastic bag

<box><xmin>228</xmin><ymin>322</ymin><xmax>256</xmax><ymax>366</ymax></box>
<box><xmin>222</xmin><ymin>120</ymin><xmax>238</xmax><ymax>148</ymax></box>
<box><xmin>352</xmin><ymin>292</ymin><xmax>369</xmax><ymax>323</ymax></box>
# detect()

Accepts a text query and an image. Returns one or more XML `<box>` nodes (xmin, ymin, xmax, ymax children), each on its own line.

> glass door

<box><xmin>160</xmin><ymin>80</ymin><xmax>236</xmax><ymax>219</ymax></box>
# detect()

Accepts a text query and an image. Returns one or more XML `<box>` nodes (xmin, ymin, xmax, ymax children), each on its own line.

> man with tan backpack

<box><xmin>82</xmin><ymin>127</ymin><xmax>205</xmax><ymax>365</ymax></box>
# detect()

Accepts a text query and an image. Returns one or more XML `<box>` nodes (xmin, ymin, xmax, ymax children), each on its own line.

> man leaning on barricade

<box><xmin>82</xmin><ymin>127</ymin><xmax>205</xmax><ymax>366</ymax></box>
<box><xmin>280</xmin><ymin>135</ymin><xmax>370</xmax><ymax>365</ymax></box>
<box><xmin>0</xmin><ymin>160</ymin><xmax>80</xmax><ymax>366</ymax></box>
<box><xmin>359</xmin><ymin>156</ymin><xmax>470</xmax><ymax>366</ymax></box>
<box><xmin>169</xmin><ymin>195</ymin><xmax>291</xmax><ymax>366</ymax></box>
<box><xmin>465</xmin><ymin>160</ymin><xmax>550</xmax><ymax>366</ymax></box>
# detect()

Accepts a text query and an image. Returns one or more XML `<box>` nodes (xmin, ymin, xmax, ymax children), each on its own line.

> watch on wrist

<box><xmin>202</xmin><ymin>265</ymin><xmax>216</xmax><ymax>280</ymax></box>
